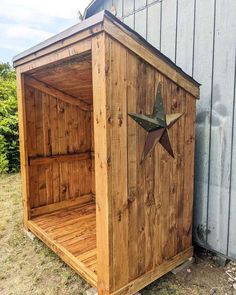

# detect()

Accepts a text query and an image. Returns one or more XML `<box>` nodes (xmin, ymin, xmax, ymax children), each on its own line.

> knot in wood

<box><xmin>146</xmin><ymin>191</ymin><xmax>155</xmax><ymax>207</ymax></box>
<box><xmin>58</xmin><ymin>106</ymin><xmax>64</xmax><ymax>113</ymax></box>
<box><xmin>61</xmin><ymin>185</ymin><xmax>67</xmax><ymax>193</ymax></box>
<box><xmin>118</xmin><ymin>114</ymin><xmax>123</xmax><ymax>126</ymax></box>
<box><xmin>108</xmin><ymin>116</ymin><xmax>113</xmax><ymax>124</ymax></box>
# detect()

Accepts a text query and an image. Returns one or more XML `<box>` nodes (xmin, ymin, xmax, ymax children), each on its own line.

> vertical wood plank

<box><xmin>183</xmin><ymin>95</ymin><xmax>196</xmax><ymax>249</ymax></box>
<box><xmin>16</xmin><ymin>70</ymin><xmax>31</xmax><ymax>225</ymax></box>
<box><xmin>109</xmin><ymin>38</ymin><xmax>129</xmax><ymax>290</ymax></box>
<box><xmin>144</xmin><ymin>64</ymin><xmax>155</xmax><ymax>271</ymax></box>
<box><xmin>127</xmin><ymin>52</ymin><xmax>139</xmax><ymax>281</ymax></box>
<box><xmin>92</xmin><ymin>33</ymin><xmax>112</xmax><ymax>294</ymax></box>
<box><xmin>136</xmin><ymin>60</ymin><xmax>147</xmax><ymax>277</ymax></box>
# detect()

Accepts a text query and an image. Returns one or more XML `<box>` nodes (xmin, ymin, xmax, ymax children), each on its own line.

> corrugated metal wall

<box><xmin>86</xmin><ymin>0</ymin><xmax>236</xmax><ymax>260</ymax></box>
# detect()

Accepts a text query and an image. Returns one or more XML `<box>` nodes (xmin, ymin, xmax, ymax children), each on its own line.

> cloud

<box><xmin>0</xmin><ymin>0</ymin><xmax>92</xmax><ymax>62</ymax></box>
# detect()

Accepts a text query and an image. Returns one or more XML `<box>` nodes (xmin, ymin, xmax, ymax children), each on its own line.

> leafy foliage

<box><xmin>0</xmin><ymin>62</ymin><xmax>19</xmax><ymax>173</ymax></box>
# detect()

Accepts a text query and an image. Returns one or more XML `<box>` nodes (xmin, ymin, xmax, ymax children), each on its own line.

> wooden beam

<box><xmin>13</xmin><ymin>23</ymin><xmax>102</xmax><ymax>67</ymax></box>
<box><xmin>29</xmin><ymin>152</ymin><xmax>91</xmax><ymax>166</ymax></box>
<box><xmin>16</xmin><ymin>69</ymin><xmax>31</xmax><ymax>225</ymax></box>
<box><xmin>111</xmin><ymin>247</ymin><xmax>193</xmax><ymax>295</ymax></box>
<box><xmin>92</xmin><ymin>33</ymin><xmax>112</xmax><ymax>293</ymax></box>
<box><xmin>103</xmin><ymin>18</ymin><xmax>200</xmax><ymax>98</ymax></box>
<box><xmin>24</xmin><ymin>75</ymin><xmax>91</xmax><ymax>112</ymax></box>
<box><xmin>18</xmin><ymin>38</ymin><xmax>92</xmax><ymax>74</ymax></box>
<box><xmin>30</xmin><ymin>194</ymin><xmax>94</xmax><ymax>217</ymax></box>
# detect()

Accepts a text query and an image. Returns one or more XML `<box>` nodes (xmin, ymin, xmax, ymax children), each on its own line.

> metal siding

<box><xmin>124</xmin><ymin>14</ymin><xmax>134</xmax><ymax>29</ymax></box>
<box><xmin>147</xmin><ymin>2</ymin><xmax>161</xmax><ymax>49</ymax></box>
<box><xmin>87</xmin><ymin>0</ymin><xmax>236</xmax><ymax>260</ymax></box>
<box><xmin>112</xmin><ymin>0</ymin><xmax>123</xmax><ymax>18</ymax></box>
<box><xmin>228</xmin><ymin>56</ymin><xmax>236</xmax><ymax>259</ymax></box>
<box><xmin>207</xmin><ymin>0</ymin><xmax>236</xmax><ymax>255</ymax></box>
<box><xmin>135</xmin><ymin>0</ymin><xmax>146</xmax><ymax>10</ymax></box>
<box><xmin>124</xmin><ymin>0</ymin><xmax>134</xmax><ymax>15</ymax></box>
<box><xmin>176</xmin><ymin>0</ymin><xmax>195</xmax><ymax>76</ymax></box>
<box><xmin>193</xmin><ymin>0</ymin><xmax>215</xmax><ymax>249</ymax></box>
<box><xmin>161</xmin><ymin>0</ymin><xmax>177</xmax><ymax>62</ymax></box>
<box><xmin>134</xmin><ymin>8</ymin><xmax>147</xmax><ymax>38</ymax></box>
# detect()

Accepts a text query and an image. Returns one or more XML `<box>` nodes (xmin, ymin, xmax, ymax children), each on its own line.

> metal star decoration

<box><xmin>129</xmin><ymin>83</ymin><xmax>184</xmax><ymax>164</ymax></box>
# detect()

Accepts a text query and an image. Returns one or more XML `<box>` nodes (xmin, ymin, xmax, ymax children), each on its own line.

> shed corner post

<box><xmin>16</xmin><ymin>67</ymin><xmax>31</xmax><ymax>229</ymax></box>
<box><xmin>92</xmin><ymin>32</ymin><xmax>112</xmax><ymax>295</ymax></box>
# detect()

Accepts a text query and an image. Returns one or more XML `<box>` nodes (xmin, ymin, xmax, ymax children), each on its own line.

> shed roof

<box><xmin>13</xmin><ymin>10</ymin><xmax>200</xmax><ymax>93</ymax></box>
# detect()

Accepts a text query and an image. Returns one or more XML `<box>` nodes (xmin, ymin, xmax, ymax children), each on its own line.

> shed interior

<box><xmin>24</xmin><ymin>52</ymin><xmax>97</xmax><ymax>279</ymax></box>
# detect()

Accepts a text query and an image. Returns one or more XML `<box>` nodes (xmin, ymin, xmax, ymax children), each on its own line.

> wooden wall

<box><xmin>93</xmin><ymin>35</ymin><xmax>196</xmax><ymax>292</ymax></box>
<box><xmin>24</xmin><ymin>84</ymin><xmax>94</xmax><ymax>209</ymax></box>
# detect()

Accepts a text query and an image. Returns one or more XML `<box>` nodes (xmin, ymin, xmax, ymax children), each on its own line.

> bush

<box><xmin>0</xmin><ymin>62</ymin><xmax>19</xmax><ymax>173</ymax></box>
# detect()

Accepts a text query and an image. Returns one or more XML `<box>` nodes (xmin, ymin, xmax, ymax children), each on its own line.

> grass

<box><xmin>0</xmin><ymin>174</ymin><xmax>234</xmax><ymax>295</ymax></box>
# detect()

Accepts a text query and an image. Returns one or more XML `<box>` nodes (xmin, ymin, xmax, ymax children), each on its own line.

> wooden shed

<box><xmin>14</xmin><ymin>11</ymin><xmax>200</xmax><ymax>295</ymax></box>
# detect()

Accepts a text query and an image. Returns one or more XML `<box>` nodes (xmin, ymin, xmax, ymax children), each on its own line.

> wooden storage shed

<box><xmin>14</xmin><ymin>11</ymin><xmax>200</xmax><ymax>295</ymax></box>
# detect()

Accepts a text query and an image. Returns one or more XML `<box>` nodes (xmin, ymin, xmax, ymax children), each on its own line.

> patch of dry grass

<box><xmin>0</xmin><ymin>174</ymin><xmax>233</xmax><ymax>295</ymax></box>
<box><xmin>0</xmin><ymin>174</ymin><xmax>88</xmax><ymax>295</ymax></box>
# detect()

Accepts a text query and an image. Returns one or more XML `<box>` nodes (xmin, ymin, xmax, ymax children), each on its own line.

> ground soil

<box><xmin>0</xmin><ymin>174</ymin><xmax>236</xmax><ymax>295</ymax></box>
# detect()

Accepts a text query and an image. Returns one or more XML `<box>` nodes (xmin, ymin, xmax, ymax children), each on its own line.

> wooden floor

<box><xmin>30</xmin><ymin>201</ymin><xmax>97</xmax><ymax>280</ymax></box>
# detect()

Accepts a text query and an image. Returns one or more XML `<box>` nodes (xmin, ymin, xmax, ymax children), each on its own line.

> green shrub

<box><xmin>0</xmin><ymin>62</ymin><xmax>19</xmax><ymax>173</ymax></box>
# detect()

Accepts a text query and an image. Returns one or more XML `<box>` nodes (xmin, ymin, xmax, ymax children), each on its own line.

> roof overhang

<box><xmin>13</xmin><ymin>10</ymin><xmax>200</xmax><ymax>98</ymax></box>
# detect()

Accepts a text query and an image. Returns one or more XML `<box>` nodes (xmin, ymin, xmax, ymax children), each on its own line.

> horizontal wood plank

<box><xmin>30</xmin><ymin>193</ymin><xmax>94</xmax><ymax>217</ymax></box>
<box><xmin>14</xmin><ymin>23</ymin><xmax>102</xmax><ymax>67</ymax></box>
<box><xmin>18</xmin><ymin>38</ymin><xmax>92</xmax><ymax>74</ymax></box>
<box><xmin>29</xmin><ymin>152</ymin><xmax>91</xmax><ymax>166</ymax></box>
<box><xmin>111</xmin><ymin>247</ymin><xmax>193</xmax><ymax>295</ymax></box>
<box><xmin>24</xmin><ymin>76</ymin><xmax>91</xmax><ymax>111</ymax></box>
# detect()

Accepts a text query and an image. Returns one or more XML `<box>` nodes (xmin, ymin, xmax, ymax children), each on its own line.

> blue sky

<box><xmin>0</xmin><ymin>0</ymin><xmax>92</xmax><ymax>63</ymax></box>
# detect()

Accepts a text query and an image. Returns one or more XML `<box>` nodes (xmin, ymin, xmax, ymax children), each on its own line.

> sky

<box><xmin>0</xmin><ymin>0</ymin><xmax>92</xmax><ymax>63</ymax></box>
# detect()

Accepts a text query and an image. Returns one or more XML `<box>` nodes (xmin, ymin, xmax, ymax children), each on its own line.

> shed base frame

<box><xmin>25</xmin><ymin>208</ymin><xmax>193</xmax><ymax>295</ymax></box>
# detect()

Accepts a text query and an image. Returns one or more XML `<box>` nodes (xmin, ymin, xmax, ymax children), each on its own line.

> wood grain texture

<box><xmin>24</xmin><ymin>76</ymin><xmax>91</xmax><ymax>111</ymax></box>
<box><xmin>16</xmin><ymin>18</ymin><xmax>198</xmax><ymax>295</ymax></box>
<box><xmin>28</xmin><ymin>202</ymin><xmax>97</xmax><ymax>286</ymax></box>
<box><xmin>102</xmin><ymin>36</ymin><xmax>197</xmax><ymax>293</ymax></box>
<box><xmin>16</xmin><ymin>70</ymin><xmax>31</xmax><ymax>225</ymax></box>
<box><xmin>103</xmin><ymin>18</ymin><xmax>200</xmax><ymax>98</ymax></box>
<box><xmin>24</xmin><ymin>80</ymin><xmax>94</xmax><ymax>208</ymax></box>
<box><xmin>92</xmin><ymin>33</ymin><xmax>112</xmax><ymax>294</ymax></box>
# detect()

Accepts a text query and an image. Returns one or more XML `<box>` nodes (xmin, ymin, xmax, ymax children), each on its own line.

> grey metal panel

<box><xmin>147</xmin><ymin>2</ymin><xmax>161</xmax><ymax>49</ymax></box>
<box><xmin>104</xmin><ymin>0</ymin><xmax>112</xmax><ymax>11</ymax></box>
<box><xmin>207</xmin><ymin>0</ymin><xmax>236</xmax><ymax>255</ymax></box>
<box><xmin>193</xmin><ymin>0</ymin><xmax>215</xmax><ymax>248</ymax></box>
<box><xmin>228</xmin><ymin>55</ymin><xmax>236</xmax><ymax>259</ymax></box>
<box><xmin>176</xmin><ymin>0</ymin><xmax>195</xmax><ymax>76</ymax></box>
<box><xmin>124</xmin><ymin>0</ymin><xmax>134</xmax><ymax>15</ymax></box>
<box><xmin>124</xmin><ymin>14</ymin><xmax>135</xmax><ymax>29</ymax></box>
<box><xmin>112</xmin><ymin>0</ymin><xmax>123</xmax><ymax>18</ymax></box>
<box><xmin>134</xmin><ymin>8</ymin><xmax>147</xmax><ymax>38</ymax></box>
<box><xmin>135</xmin><ymin>0</ymin><xmax>146</xmax><ymax>10</ymax></box>
<box><xmin>161</xmin><ymin>0</ymin><xmax>177</xmax><ymax>62</ymax></box>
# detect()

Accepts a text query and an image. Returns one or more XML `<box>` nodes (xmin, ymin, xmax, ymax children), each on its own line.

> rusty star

<box><xmin>128</xmin><ymin>83</ymin><xmax>184</xmax><ymax>164</ymax></box>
